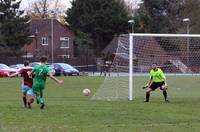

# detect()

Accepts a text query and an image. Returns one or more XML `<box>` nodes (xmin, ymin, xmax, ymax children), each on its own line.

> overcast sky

<box><xmin>19</xmin><ymin>0</ymin><xmax>139</xmax><ymax>10</ymax></box>
<box><xmin>20</xmin><ymin>0</ymin><xmax>72</xmax><ymax>10</ymax></box>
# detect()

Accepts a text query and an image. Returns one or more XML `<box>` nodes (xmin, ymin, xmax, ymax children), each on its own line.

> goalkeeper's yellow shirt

<box><xmin>150</xmin><ymin>68</ymin><xmax>166</xmax><ymax>82</ymax></box>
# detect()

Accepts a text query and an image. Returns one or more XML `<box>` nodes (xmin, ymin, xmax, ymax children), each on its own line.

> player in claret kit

<box><xmin>9</xmin><ymin>60</ymin><xmax>35</xmax><ymax>108</ymax></box>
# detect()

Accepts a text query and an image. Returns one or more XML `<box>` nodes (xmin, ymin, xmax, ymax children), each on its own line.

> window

<box><xmin>42</xmin><ymin>37</ymin><xmax>48</xmax><ymax>45</ymax></box>
<box><xmin>60</xmin><ymin>37</ymin><xmax>69</xmax><ymax>48</ymax></box>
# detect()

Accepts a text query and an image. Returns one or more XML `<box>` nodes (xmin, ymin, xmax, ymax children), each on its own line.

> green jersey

<box><xmin>33</xmin><ymin>65</ymin><xmax>50</xmax><ymax>84</ymax></box>
<box><xmin>150</xmin><ymin>68</ymin><xmax>166</xmax><ymax>82</ymax></box>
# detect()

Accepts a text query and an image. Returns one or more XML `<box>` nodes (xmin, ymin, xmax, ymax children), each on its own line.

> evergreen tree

<box><xmin>66</xmin><ymin>0</ymin><xmax>130</xmax><ymax>53</ymax></box>
<box><xmin>136</xmin><ymin>0</ymin><xmax>184</xmax><ymax>33</ymax></box>
<box><xmin>182</xmin><ymin>0</ymin><xmax>200</xmax><ymax>34</ymax></box>
<box><xmin>0</xmin><ymin>0</ymin><xmax>31</xmax><ymax>56</ymax></box>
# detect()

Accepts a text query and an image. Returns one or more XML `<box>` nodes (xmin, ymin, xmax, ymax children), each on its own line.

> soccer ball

<box><xmin>83</xmin><ymin>89</ymin><xmax>91</xmax><ymax>96</ymax></box>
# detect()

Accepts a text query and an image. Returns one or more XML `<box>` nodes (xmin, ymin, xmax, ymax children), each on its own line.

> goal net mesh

<box><xmin>92</xmin><ymin>34</ymin><xmax>200</xmax><ymax>100</ymax></box>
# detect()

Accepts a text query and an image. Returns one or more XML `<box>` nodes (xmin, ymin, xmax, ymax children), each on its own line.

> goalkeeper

<box><xmin>143</xmin><ymin>63</ymin><xmax>168</xmax><ymax>102</ymax></box>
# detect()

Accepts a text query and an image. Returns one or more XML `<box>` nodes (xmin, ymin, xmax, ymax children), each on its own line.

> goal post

<box><xmin>92</xmin><ymin>33</ymin><xmax>200</xmax><ymax>101</ymax></box>
<box><xmin>129</xmin><ymin>33</ymin><xmax>133</xmax><ymax>100</ymax></box>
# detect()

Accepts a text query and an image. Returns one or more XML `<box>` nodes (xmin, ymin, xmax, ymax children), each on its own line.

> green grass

<box><xmin>1</xmin><ymin>76</ymin><xmax>200</xmax><ymax>132</ymax></box>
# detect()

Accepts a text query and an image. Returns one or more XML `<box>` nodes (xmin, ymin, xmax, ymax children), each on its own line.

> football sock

<box><xmin>36</xmin><ymin>97</ymin><xmax>40</xmax><ymax>104</ymax></box>
<box><xmin>29</xmin><ymin>98</ymin><xmax>34</xmax><ymax>104</ymax></box>
<box><xmin>163</xmin><ymin>91</ymin><xmax>167</xmax><ymax>100</ymax></box>
<box><xmin>39</xmin><ymin>98</ymin><xmax>45</xmax><ymax>109</ymax></box>
<box><xmin>145</xmin><ymin>93</ymin><xmax>150</xmax><ymax>102</ymax></box>
<box><xmin>36</xmin><ymin>97</ymin><xmax>44</xmax><ymax>104</ymax></box>
<box><xmin>23</xmin><ymin>96</ymin><xmax>27</xmax><ymax>107</ymax></box>
<box><xmin>40</xmin><ymin>97</ymin><xmax>44</xmax><ymax>104</ymax></box>
<box><xmin>27</xmin><ymin>98</ymin><xmax>34</xmax><ymax>109</ymax></box>
<box><xmin>40</xmin><ymin>103</ymin><xmax>45</xmax><ymax>109</ymax></box>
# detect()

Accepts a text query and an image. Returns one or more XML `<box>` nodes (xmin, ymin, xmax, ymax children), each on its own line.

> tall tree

<box><xmin>66</xmin><ymin>0</ymin><xmax>130</xmax><ymax>53</ymax></box>
<box><xmin>125</xmin><ymin>0</ymin><xmax>141</xmax><ymax>16</ymax></box>
<box><xmin>28</xmin><ymin>0</ymin><xmax>49</xmax><ymax>19</ymax></box>
<box><xmin>136</xmin><ymin>0</ymin><xmax>184</xmax><ymax>33</ymax></box>
<box><xmin>131</xmin><ymin>0</ymin><xmax>187</xmax><ymax>51</ymax></box>
<box><xmin>181</xmin><ymin>0</ymin><xmax>200</xmax><ymax>34</ymax></box>
<box><xmin>26</xmin><ymin>0</ymin><xmax>67</xmax><ymax>21</ymax></box>
<box><xmin>0</xmin><ymin>0</ymin><xmax>31</xmax><ymax>56</ymax></box>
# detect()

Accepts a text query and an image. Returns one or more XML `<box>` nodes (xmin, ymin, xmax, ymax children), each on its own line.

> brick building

<box><xmin>23</xmin><ymin>19</ymin><xmax>75</xmax><ymax>60</ymax></box>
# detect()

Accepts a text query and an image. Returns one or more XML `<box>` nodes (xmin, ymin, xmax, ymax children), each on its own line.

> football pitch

<box><xmin>0</xmin><ymin>76</ymin><xmax>200</xmax><ymax>132</ymax></box>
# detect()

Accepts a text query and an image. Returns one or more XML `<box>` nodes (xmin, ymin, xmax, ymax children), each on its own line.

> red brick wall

<box><xmin>23</xmin><ymin>19</ymin><xmax>75</xmax><ymax>59</ymax></box>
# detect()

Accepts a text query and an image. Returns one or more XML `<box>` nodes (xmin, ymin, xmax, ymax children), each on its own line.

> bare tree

<box><xmin>27</xmin><ymin>0</ymin><xmax>67</xmax><ymax>20</ymax></box>
<box><xmin>125</xmin><ymin>0</ymin><xmax>142</xmax><ymax>16</ymax></box>
<box><xmin>27</xmin><ymin>0</ymin><xmax>49</xmax><ymax>19</ymax></box>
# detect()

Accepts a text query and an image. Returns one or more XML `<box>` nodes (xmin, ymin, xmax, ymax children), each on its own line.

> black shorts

<box><xmin>149</xmin><ymin>82</ymin><xmax>165</xmax><ymax>91</ymax></box>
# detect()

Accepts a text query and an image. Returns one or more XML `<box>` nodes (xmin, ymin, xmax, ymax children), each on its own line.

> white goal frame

<box><xmin>128</xmin><ymin>33</ymin><xmax>200</xmax><ymax>100</ymax></box>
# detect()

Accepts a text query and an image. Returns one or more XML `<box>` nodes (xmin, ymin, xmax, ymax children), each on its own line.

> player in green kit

<box><xmin>143</xmin><ymin>63</ymin><xmax>168</xmax><ymax>102</ymax></box>
<box><xmin>32</xmin><ymin>56</ymin><xmax>63</xmax><ymax>109</ymax></box>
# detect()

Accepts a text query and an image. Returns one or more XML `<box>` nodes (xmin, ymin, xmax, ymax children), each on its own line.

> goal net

<box><xmin>92</xmin><ymin>33</ymin><xmax>200</xmax><ymax>101</ymax></box>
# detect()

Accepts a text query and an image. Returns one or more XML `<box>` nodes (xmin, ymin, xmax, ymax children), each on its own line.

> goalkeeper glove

<box><xmin>142</xmin><ymin>84</ymin><xmax>149</xmax><ymax>89</ymax></box>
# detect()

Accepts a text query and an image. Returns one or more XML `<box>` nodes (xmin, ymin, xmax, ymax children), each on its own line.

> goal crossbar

<box><xmin>129</xmin><ymin>33</ymin><xmax>200</xmax><ymax>38</ymax></box>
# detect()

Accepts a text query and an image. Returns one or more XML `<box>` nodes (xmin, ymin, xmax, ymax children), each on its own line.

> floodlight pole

<box><xmin>51</xmin><ymin>11</ymin><xmax>55</xmax><ymax>63</ymax></box>
<box><xmin>128</xmin><ymin>20</ymin><xmax>134</xmax><ymax>33</ymax></box>
<box><xmin>183</xmin><ymin>18</ymin><xmax>190</xmax><ymax>68</ymax></box>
